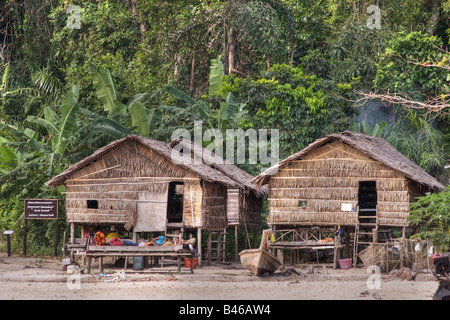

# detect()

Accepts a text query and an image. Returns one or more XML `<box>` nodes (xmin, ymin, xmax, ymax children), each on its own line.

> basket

<box><xmin>338</xmin><ymin>258</ymin><xmax>352</xmax><ymax>269</ymax></box>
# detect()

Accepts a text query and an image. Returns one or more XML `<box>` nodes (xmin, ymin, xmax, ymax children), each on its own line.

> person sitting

<box><xmin>107</xmin><ymin>236</ymin><xmax>139</xmax><ymax>246</ymax></box>
<box><xmin>144</xmin><ymin>236</ymin><xmax>165</xmax><ymax>246</ymax></box>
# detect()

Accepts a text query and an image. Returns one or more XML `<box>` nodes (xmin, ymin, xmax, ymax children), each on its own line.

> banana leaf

<box><xmin>129</xmin><ymin>101</ymin><xmax>149</xmax><ymax>137</ymax></box>
<box><xmin>89</xmin><ymin>63</ymin><xmax>126</xmax><ymax>116</ymax></box>
<box><xmin>54</xmin><ymin>85</ymin><xmax>80</xmax><ymax>154</ymax></box>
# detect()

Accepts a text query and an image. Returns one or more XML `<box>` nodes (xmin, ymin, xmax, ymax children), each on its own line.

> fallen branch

<box><xmin>351</xmin><ymin>90</ymin><xmax>450</xmax><ymax>118</ymax></box>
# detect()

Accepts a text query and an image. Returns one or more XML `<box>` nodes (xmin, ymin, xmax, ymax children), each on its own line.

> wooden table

<box><xmin>269</xmin><ymin>241</ymin><xmax>343</xmax><ymax>269</ymax></box>
<box><xmin>84</xmin><ymin>245</ymin><xmax>196</xmax><ymax>274</ymax></box>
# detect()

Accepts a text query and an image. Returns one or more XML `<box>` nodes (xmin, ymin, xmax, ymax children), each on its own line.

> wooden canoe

<box><xmin>239</xmin><ymin>230</ymin><xmax>281</xmax><ymax>275</ymax></box>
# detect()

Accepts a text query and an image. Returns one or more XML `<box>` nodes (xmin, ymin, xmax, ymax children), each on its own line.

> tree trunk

<box><xmin>228</xmin><ymin>28</ymin><xmax>237</xmax><ymax>75</ymax></box>
<box><xmin>129</xmin><ymin>0</ymin><xmax>146</xmax><ymax>42</ymax></box>
<box><xmin>426</xmin><ymin>0</ymin><xmax>441</xmax><ymax>36</ymax></box>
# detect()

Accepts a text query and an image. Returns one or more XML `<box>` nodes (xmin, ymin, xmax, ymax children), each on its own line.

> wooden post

<box><xmin>23</xmin><ymin>218</ymin><xmax>27</xmax><ymax>257</ymax></box>
<box><xmin>6</xmin><ymin>234</ymin><xmax>11</xmax><ymax>257</ymax></box>
<box><xmin>235</xmin><ymin>225</ymin><xmax>239</xmax><ymax>262</ymax></box>
<box><xmin>207</xmin><ymin>230</ymin><xmax>212</xmax><ymax>265</ymax></box>
<box><xmin>400</xmin><ymin>227</ymin><xmax>406</xmax><ymax>269</ymax></box>
<box><xmin>197</xmin><ymin>227</ymin><xmax>202</xmax><ymax>268</ymax></box>
<box><xmin>217</xmin><ymin>230</ymin><xmax>222</xmax><ymax>263</ymax></box>
<box><xmin>87</xmin><ymin>256</ymin><xmax>92</xmax><ymax>274</ymax></box>
<box><xmin>70</xmin><ymin>222</ymin><xmax>75</xmax><ymax>244</ymax></box>
<box><xmin>54</xmin><ymin>218</ymin><xmax>59</xmax><ymax>257</ymax></box>
<box><xmin>344</xmin><ymin>226</ymin><xmax>350</xmax><ymax>258</ymax></box>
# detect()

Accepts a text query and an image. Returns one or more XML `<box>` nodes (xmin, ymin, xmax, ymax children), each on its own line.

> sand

<box><xmin>0</xmin><ymin>252</ymin><xmax>439</xmax><ymax>302</ymax></box>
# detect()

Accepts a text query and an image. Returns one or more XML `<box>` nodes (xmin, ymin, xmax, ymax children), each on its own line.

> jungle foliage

<box><xmin>0</xmin><ymin>0</ymin><xmax>448</xmax><ymax>254</ymax></box>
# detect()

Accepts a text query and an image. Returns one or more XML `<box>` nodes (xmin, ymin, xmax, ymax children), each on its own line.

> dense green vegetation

<box><xmin>0</xmin><ymin>0</ymin><xmax>448</xmax><ymax>255</ymax></box>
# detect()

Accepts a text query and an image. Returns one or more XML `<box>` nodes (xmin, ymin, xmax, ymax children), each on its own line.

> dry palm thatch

<box><xmin>168</xmin><ymin>139</ymin><xmax>268</xmax><ymax>197</ymax></box>
<box><xmin>253</xmin><ymin>131</ymin><xmax>445</xmax><ymax>193</ymax></box>
<box><xmin>46</xmin><ymin>135</ymin><xmax>242</xmax><ymax>189</ymax></box>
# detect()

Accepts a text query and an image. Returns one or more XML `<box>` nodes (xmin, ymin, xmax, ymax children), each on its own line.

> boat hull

<box><xmin>239</xmin><ymin>249</ymin><xmax>281</xmax><ymax>275</ymax></box>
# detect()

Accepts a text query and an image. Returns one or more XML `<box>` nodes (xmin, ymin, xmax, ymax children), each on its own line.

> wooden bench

<box><xmin>84</xmin><ymin>245</ymin><xmax>196</xmax><ymax>274</ymax></box>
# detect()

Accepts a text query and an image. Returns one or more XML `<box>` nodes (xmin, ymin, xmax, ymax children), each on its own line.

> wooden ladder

<box><xmin>207</xmin><ymin>227</ymin><xmax>228</xmax><ymax>265</ymax></box>
<box><xmin>353</xmin><ymin>209</ymin><xmax>378</xmax><ymax>267</ymax></box>
<box><xmin>165</xmin><ymin>222</ymin><xmax>184</xmax><ymax>242</ymax></box>
<box><xmin>161</xmin><ymin>222</ymin><xmax>185</xmax><ymax>267</ymax></box>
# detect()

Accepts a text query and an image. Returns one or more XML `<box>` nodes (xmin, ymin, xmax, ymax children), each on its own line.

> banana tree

<box><xmin>89</xmin><ymin>63</ymin><xmax>163</xmax><ymax>138</ymax></box>
<box><xmin>350</xmin><ymin>120</ymin><xmax>387</xmax><ymax>138</ymax></box>
<box><xmin>27</xmin><ymin>84</ymin><xmax>80</xmax><ymax>155</ymax></box>
<box><xmin>163</xmin><ymin>56</ymin><xmax>246</xmax><ymax>132</ymax></box>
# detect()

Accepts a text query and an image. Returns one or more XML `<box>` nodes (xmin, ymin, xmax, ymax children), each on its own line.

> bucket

<box><xmin>133</xmin><ymin>256</ymin><xmax>144</xmax><ymax>270</ymax></box>
<box><xmin>338</xmin><ymin>258</ymin><xmax>352</xmax><ymax>269</ymax></box>
<box><xmin>184</xmin><ymin>258</ymin><xmax>198</xmax><ymax>269</ymax></box>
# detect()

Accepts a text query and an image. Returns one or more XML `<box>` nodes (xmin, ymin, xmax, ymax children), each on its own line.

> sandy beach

<box><xmin>0</xmin><ymin>252</ymin><xmax>438</xmax><ymax>301</ymax></box>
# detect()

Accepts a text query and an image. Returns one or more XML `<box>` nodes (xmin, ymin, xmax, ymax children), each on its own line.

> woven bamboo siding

<box><xmin>239</xmin><ymin>190</ymin><xmax>262</xmax><ymax>231</ymax></box>
<box><xmin>267</xmin><ymin>141</ymin><xmax>413</xmax><ymax>227</ymax></box>
<box><xmin>202</xmin><ymin>181</ymin><xmax>228</xmax><ymax>229</ymax></box>
<box><xmin>227</xmin><ymin>189</ymin><xmax>240</xmax><ymax>225</ymax></box>
<box><xmin>64</xmin><ymin>140</ymin><xmax>201</xmax><ymax>230</ymax></box>
<box><xmin>183</xmin><ymin>181</ymin><xmax>203</xmax><ymax>228</ymax></box>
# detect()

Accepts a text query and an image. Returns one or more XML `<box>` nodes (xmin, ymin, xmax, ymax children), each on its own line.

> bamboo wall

<box><xmin>268</xmin><ymin>141</ymin><xmax>419</xmax><ymax>228</ymax></box>
<box><xmin>183</xmin><ymin>181</ymin><xmax>203</xmax><ymax>228</ymax></box>
<box><xmin>202</xmin><ymin>181</ymin><xmax>228</xmax><ymax>229</ymax></box>
<box><xmin>227</xmin><ymin>189</ymin><xmax>262</xmax><ymax>232</ymax></box>
<box><xmin>64</xmin><ymin>141</ymin><xmax>207</xmax><ymax>230</ymax></box>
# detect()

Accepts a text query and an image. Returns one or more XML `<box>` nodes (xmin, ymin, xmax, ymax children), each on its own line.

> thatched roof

<box><xmin>168</xmin><ymin>139</ymin><xmax>268</xmax><ymax>197</ymax></box>
<box><xmin>45</xmin><ymin>135</ymin><xmax>243</xmax><ymax>189</ymax></box>
<box><xmin>252</xmin><ymin>131</ymin><xmax>445</xmax><ymax>193</ymax></box>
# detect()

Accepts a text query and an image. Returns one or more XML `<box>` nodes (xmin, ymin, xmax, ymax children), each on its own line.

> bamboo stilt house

<box><xmin>168</xmin><ymin>139</ymin><xmax>267</xmax><ymax>232</ymax></box>
<box><xmin>252</xmin><ymin>131</ymin><xmax>445</xmax><ymax>229</ymax></box>
<box><xmin>45</xmin><ymin>135</ymin><xmax>259</xmax><ymax>239</ymax></box>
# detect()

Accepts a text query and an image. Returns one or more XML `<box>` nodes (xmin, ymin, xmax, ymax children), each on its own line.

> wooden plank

<box><xmin>66</xmin><ymin>177</ymin><xmax>201</xmax><ymax>182</ymax></box>
<box><xmin>87</xmin><ymin>245</ymin><xmax>184</xmax><ymax>252</ymax></box>
<box><xmin>134</xmin><ymin>187</ymin><xmax>169</xmax><ymax>232</ymax></box>
<box><xmin>270</xmin><ymin>176</ymin><xmax>406</xmax><ymax>180</ymax></box>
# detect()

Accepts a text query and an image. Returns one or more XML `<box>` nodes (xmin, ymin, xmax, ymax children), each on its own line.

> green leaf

<box><xmin>208</xmin><ymin>55</ymin><xmax>224</xmax><ymax>96</ymax></box>
<box><xmin>361</xmin><ymin>120</ymin><xmax>371</xmax><ymax>135</ymax></box>
<box><xmin>43</xmin><ymin>106</ymin><xmax>60</xmax><ymax>125</ymax></box>
<box><xmin>126</xmin><ymin>93</ymin><xmax>147</xmax><ymax>108</ymax></box>
<box><xmin>147</xmin><ymin>108</ymin><xmax>162</xmax><ymax>133</ymax></box>
<box><xmin>0</xmin><ymin>138</ymin><xmax>18</xmax><ymax>168</ymax></box>
<box><xmin>89</xmin><ymin>63</ymin><xmax>126</xmax><ymax>116</ymax></box>
<box><xmin>128</xmin><ymin>101</ymin><xmax>149</xmax><ymax>137</ymax></box>
<box><xmin>27</xmin><ymin>116</ymin><xmax>59</xmax><ymax>135</ymax></box>
<box><xmin>162</xmin><ymin>85</ymin><xmax>197</xmax><ymax>106</ymax></box>
<box><xmin>54</xmin><ymin>85</ymin><xmax>80</xmax><ymax>154</ymax></box>
<box><xmin>79</xmin><ymin>108</ymin><xmax>133</xmax><ymax>139</ymax></box>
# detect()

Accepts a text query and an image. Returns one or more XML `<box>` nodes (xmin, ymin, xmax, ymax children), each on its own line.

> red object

<box><xmin>338</xmin><ymin>258</ymin><xmax>352</xmax><ymax>269</ymax></box>
<box><xmin>110</xmin><ymin>237</ymin><xmax>124</xmax><ymax>246</ymax></box>
<box><xmin>432</xmin><ymin>253</ymin><xmax>443</xmax><ymax>264</ymax></box>
<box><xmin>423</xmin><ymin>62</ymin><xmax>428</xmax><ymax>67</ymax></box>
<box><xmin>184</xmin><ymin>258</ymin><xmax>198</xmax><ymax>269</ymax></box>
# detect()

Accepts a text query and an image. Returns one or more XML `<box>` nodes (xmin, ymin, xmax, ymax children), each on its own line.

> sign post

<box><xmin>22</xmin><ymin>199</ymin><xmax>60</xmax><ymax>257</ymax></box>
<box><xmin>3</xmin><ymin>230</ymin><xmax>15</xmax><ymax>257</ymax></box>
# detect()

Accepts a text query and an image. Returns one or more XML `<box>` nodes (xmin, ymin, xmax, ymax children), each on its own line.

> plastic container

<box><xmin>133</xmin><ymin>256</ymin><xmax>144</xmax><ymax>270</ymax></box>
<box><xmin>184</xmin><ymin>258</ymin><xmax>198</xmax><ymax>269</ymax></box>
<box><xmin>338</xmin><ymin>258</ymin><xmax>352</xmax><ymax>269</ymax></box>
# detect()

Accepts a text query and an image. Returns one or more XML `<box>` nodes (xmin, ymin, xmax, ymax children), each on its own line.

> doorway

<box><xmin>358</xmin><ymin>181</ymin><xmax>377</xmax><ymax>225</ymax></box>
<box><xmin>167</xmin><ymin>182</ymin><xmax>184</xmax><ymax>223</ymax></box>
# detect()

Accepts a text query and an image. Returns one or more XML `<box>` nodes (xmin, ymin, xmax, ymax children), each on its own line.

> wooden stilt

<box><xmin>235</xmin><ymin>225</ymin><xmax>239</xmax><ymax>262</ymax></box>
<box><xmin>207</xmin><ymin>230</ymin><xmax>212</xmax><ymax>265</ymax></box>
<box><xmin>197</xmin><ymin>227</ymin><xmax>202</xmax><ymax>268</ymax></box>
